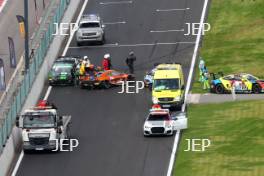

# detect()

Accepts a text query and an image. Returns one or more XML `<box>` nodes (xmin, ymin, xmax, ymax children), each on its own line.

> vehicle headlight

<box><xmin>144</xmin><ymin>122</ymin><xmax>151</xmax><ymax>129</ymax></box>
<box><xmin>152</xmin><ymin>97</ymin><xmax>159</xmax><ymax>104</ymax></box>
<box><xmin>144</xmin><ymin>125</ymin><xmax>151</xmax><ymax>129</ymax></box>
<box><xmin>77</xmin><ymin>30</ymin><xmax>82</xmax><ymax>37</ymax></box>
<box><xmin>49</xmin><ymin>140</ymin><xmax>57</xmax><ymax>145</ymax></box>
<box><xmin>166</xmin><ymin>124</ymin><xmax>172</xmax><ymax>128</ymax></box>
<box><xmin>23</xmin><ymin>141</ymin><xmax>30</xmax><ymax>145</ymax></box>
<box><xmin>49</xmin><ymin>131</ymin><xmax>57</xmax><ymax>140</ymax></box>
<box><xmin>174</xmin><ymin>96</ymin><xmax>181</xmax><ymax>101</ymax></box>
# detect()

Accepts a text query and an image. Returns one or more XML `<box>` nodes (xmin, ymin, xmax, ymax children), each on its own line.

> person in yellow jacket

<box><xmin>80</xmin><ymin>63</ymin><xmax>85</xmax><ymax>75</ymax></box>
<box><xmin>79</xmin><ymin>58</ymin><xmax>86</xmax><ymax>76</ymax></box>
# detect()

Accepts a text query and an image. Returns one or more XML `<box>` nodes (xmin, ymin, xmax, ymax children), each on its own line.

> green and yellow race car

<box><xmin>48</xmin><ymin>56</ymin><xmax>79</xmax><ymax>86</ymax></box>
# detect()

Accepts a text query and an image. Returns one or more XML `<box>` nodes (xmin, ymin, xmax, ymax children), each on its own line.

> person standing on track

<box><xmin>126</xmin><ymin>51</ymin><xmax>136</xmax><ymax>74</ymax></box>
<box><xmin>102</xmin><ymin>54</ymin><xmax>112</xmax><ymax>70</ymax></box>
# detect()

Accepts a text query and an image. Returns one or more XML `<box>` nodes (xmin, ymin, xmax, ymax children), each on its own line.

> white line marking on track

<box><xmin>10</xmin><ymin>0</ymin><xmax>90</xmax><ymax>176</ymax></box>
<box><xmin>166</xmin><ymin>0</ymin><xmax>209</xmax><ymax>176</ymax></box>
<box><xmin>62</xmin><ymin>1</ymin><xmax>88</xmax><ymax>56</ymax></box>
<box><xmin>11</xmin><ymin>151</ymin><xmax>24</xmax><ymax>176</ymax></box>
<box><xmin>68</xmin><ymin>42</ymin><xmax>195</xmax><ymax>49</ymax></box>
<box><xmin>150</xmin><ymin>29</ymin><xmax>184</xmax><ymax>33</ymax></box>
<box><xmin>167</xmin><ymin>130</ymin><xmax>180</xmax><ymax>176</ymax></box>
<box><xmin>0</xmin><ymin>0</ymin><xmax>8</xmax><ymax>13</ymax></box>
<box><xmin>44</xmin><ymin>86</ymin><xmax>52</xmax><ymax>101</ymax></box>
<box><xmin>183</xmin><ymin>0</ymin><xmax>209</xmax><ymax>112</ymax></box>
<box><xmin>104</xmin><ymin>21</ymin><xmax>126</xmax><ymax>25</ymax></box>
<box><xmin>99</xmin><ymin>1</ymin><xmax>132</xmax><ymax>5</ymax></box>
<box><xmin>156</xmin><ymin>8</ymin><xmax>190</xmax><ymax>12</ymax></box>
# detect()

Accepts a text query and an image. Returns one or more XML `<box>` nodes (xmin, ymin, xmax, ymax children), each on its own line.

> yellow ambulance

<box><xmin>152</xmin><ymin>63</ymin><xmax>185</xmax><ymax>109</ymax></box>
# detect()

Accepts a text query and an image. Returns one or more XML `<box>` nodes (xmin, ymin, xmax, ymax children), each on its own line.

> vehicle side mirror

<box><xmin>15</xmin><ymin>116</ymin><xmax>20</xmax><ymax>127</ymax></box>
<box><xmin>57</xmin><ymin>116</ymin><xmax>63</xmax><ymax>126</ymax></box>
<box><xmin>172</xmin><ymin>116</ymin><xmax>178</xmax><ymax>120</ymax></box>
<box><xmin>102</xmin><ymin>24</ymin><xmax>105</xmax><ymax>28</ymax></box>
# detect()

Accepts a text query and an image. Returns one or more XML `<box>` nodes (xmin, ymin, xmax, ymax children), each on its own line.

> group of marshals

<box><xmin>79</xmin><ymin>52</ymin><xmax>137</xmax><ymax>76</ymax></box>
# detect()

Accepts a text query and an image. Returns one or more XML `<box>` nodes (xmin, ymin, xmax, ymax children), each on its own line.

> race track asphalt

<box><xmin>16</xmin><ymin>0</ymin><xmax>205</xmax><ymax>175</ymax></box>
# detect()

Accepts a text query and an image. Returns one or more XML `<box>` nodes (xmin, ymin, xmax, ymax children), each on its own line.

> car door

<box><xmin>171</xmin><ymin>112</ymin><xmax>187</xmax><ymax>130</ymax></box>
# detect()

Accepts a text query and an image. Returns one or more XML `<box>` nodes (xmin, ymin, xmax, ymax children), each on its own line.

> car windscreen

<box><xmin>80</xmin><ymin>22</ymin><xmax>100</xmax><ymax>28</ymax></box>
<box><xmin>148</xmin><ymin>114</ymin><xmax>169</xmax><ymax>121</ymax></box>
<box><xmin>51</xmin><ymin>64</ymin><xmax>72</xmax><ymax>75</ymax></box>
<box><xmin>153</xmin><ymin>78</ymin><xmax>179</xmax><ymax>90</ymax></box>
<box><xmin>23</xmin><ymin>113</ymin><xmax>56</xmax><ymax>128</ymax></box>
<box><xmin>246</xmin><ymin>75</ymin><xmax>258</xmax><ymax>81</ymax></box>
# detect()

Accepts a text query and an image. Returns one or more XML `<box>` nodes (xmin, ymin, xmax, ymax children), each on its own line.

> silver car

<box><xmin>76</xmin><ymin>14</ymin><xmax>105</xmax><ymax>45</ymax></box>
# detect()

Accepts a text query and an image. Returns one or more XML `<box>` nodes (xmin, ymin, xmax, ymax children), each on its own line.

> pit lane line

<box><xmin>166</xmin><ymin>0</ymin><xmax>209</xmax><ymax>175</ymax></box>
<box><xmin>10</xmin><ymin>0</ymin><xmax>89</xmax><ymax>175</ymax></box>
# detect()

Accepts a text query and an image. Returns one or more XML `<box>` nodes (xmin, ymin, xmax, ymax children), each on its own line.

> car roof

<box><xmin>24</xmin><ymin>109</ymin><xmax>57</xmax><ymax>114</ymax></box>
<box><xmin>53</xmin><ymin>62</ymin><xmax>72</xmax><ymax>67</ymax></box>
<box><xmin>156</xmin><ymin>64</ymin><xmax>181</xmax><ymax>70</ymax></box>
<box><xmin>80</xmin><ymin>14</ymin><xmax>100</xmax><ymax>23</ymax></box>
<box><xmin>56</xmin><ymin>57</ymin><xmax>77</xmax><ymax>63</ymax></box>
<box><xmin>154</xmin><ymin>64</ymin><xmax>182</xmax><ymax>79</ymax></box>
<box><xmin>154</xmin><ymin>70</ymin><xmax>180</xmax><ymax>79</ymax></box>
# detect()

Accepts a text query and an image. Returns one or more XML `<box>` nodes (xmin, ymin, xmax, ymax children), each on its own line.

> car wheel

<box><xmin>23</xmin><ymin>149</ymin><xmax>31</xmax><ymax>154</ymax></box>
<box><xmin>100</xmin><ymin>35</ymin><xmax>105</xmax><ymax>45</ymax></box>
<box><xmin>80</xmin><ymin>84</ymin><xmax>85</xmax><ymax>89</ymax></box>
<box><xmin>77</xmin><ymin>42</ymin><xmax>82</xmax><ymax>46</ymax></box>
<box><xmin>252</xmin><ymin>84</ymin><xmax>261</xmax><ymax>94</ymax></box>
<box><xmin>102</xmin><ymin>81</ymin><xmax>111</xmax><ymax>89</ymax></box>
<box><xmin>215</xmin><ymin>84</ymin><xmax>224</xmax><ymax>94</ymax></box>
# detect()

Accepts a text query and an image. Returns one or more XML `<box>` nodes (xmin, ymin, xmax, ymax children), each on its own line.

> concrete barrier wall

<box><xmin>0</xmin><ymin>0</ymin><xmax>81</xmax><ymax>175</ymax></box>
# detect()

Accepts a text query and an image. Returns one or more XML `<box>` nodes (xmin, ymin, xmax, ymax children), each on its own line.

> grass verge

<box><xmin>173</xmin><ymin>100</ymin><xmax>264</xmax><ymax>176</ymax></box>
<box><xmin>192</xmin><ymin>0</ymin><xmax>264</xmax><ymax>93</ymax></box>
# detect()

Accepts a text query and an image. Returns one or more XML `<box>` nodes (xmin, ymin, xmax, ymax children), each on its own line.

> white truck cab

<box><xmin>16</xmin><ymin>104</ymin><xmax>71</xmax><ymax>152</ymax></box>
<box><xmin>143</xmin><ymin>106</ymin><xmax>187</xmax><ymax>136</ymax></box>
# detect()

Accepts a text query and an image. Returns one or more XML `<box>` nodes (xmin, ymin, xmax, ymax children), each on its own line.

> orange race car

<box><xmin>79</xmin><ymin>70</ymin><xmax>134</xmax><ymax>89</ymax></box>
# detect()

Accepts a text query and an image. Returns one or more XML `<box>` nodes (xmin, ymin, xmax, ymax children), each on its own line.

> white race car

<box><xmin>143</xmin><ymin>106</ymin><xmax>187</xmax><ymax>136</ymax></box>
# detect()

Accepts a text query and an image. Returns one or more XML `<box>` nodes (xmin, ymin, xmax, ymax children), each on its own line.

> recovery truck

<box><xmin>16</xmin><ymin>100</ymin><xmax>71</xmax><ymax>152</ymax></box>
